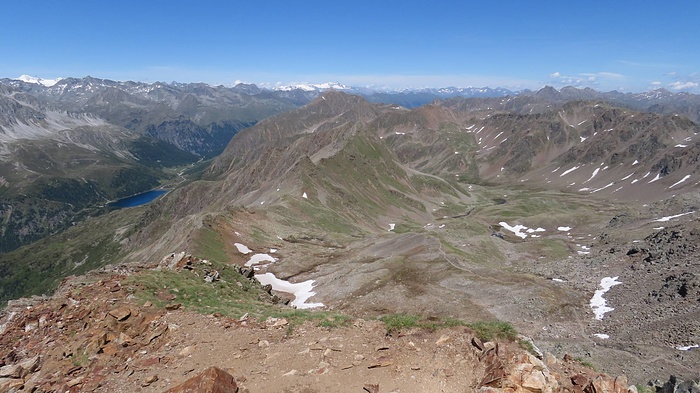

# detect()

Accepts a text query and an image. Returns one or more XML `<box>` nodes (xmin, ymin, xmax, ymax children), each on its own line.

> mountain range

<box><xmin>1</xmin><ymin>76</ymin><xmax>699</xmax><ymax>385</ymax></box>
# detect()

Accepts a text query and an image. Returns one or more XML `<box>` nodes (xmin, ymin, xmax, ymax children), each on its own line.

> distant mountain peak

<box><xmin>16</xmin><ymin>74</ymin><xmax>63</xmax><ymax>87</ymax></box>
<box><xmin>273</xmin><ymin>82</ymin><xmax>350</xmax><ymax>92</ymax></box>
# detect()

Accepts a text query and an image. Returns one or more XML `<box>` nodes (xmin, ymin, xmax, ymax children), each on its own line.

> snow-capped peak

<box><xmin>16</xmin><ymin>75</ymin><xmax>63</xmax><ymax>87</ymax></box>
<box><xmin>274</xmin><ymin>82</ymin><xmax>350</xmax><ymax>92</ymax></box>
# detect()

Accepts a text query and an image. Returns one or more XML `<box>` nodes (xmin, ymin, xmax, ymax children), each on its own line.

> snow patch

<box><xmin>255</xmin><ymin>273</ymin><xmax>324</xmax><ymax>309</ymax></box>
<box><xmin>234</xmin><ymin>243</ymin><xmax>252</xmax><ymax>254</ymax></box>
<box><xmin>389</xmin><ymin>223</ymin><xmax>395</xmax><ymax>231</ymax></box>
<box><xmin>590</xmin><ymin>276</ymin><xmax>622</xmax><ymax>320</ymax></box>
<box><xmin>583</xmin><ymin>167</ymin><xmax>601</xmax><ymax>183</ymax></box>
<box><xmin>648</xmin><ymin>173</ymin><xmax>661</xmax><ymax>183</ymax></box>
<box><xmin>560</xmin><ymin>166</ymin><xmax>580</xmax><ymax>177</ymax></box>
<box><xmin>653</xmin><ymin>211</ymin><xmax>694</xmax><ymax>222</ymax></box>
<box><xmin>557</xmin><ymin>226</ymin><xmax>572</xmax><ymax>231</ymax></box>
<box><xmin>499</xmin><ymin>222</ymin><xmax>529</xmax><ymax>239</ymax></box>
<box><xmin>669</xmin><ymin>175</ymin><xmax>691</xmax><ymax>188</ymax></box>
<box><xmin>591</xmin><ymin>182</ymin><xmax>615</xmax><ymax>193</ymax></box>
<box><xmin>302</xmin><ymin>192</ymin><xmax>308</xmax><ymax>199</ymax></box>
<box><xmin>676</xmin><ymin>344</ymin><xmax>699</xmax><ymax>351</ymax></box>
<box><xmin>593</xmin><ymin>334</ymin><xmax>610</xmax><ymax>339</ymax></box>
<box><xmin>245</xmin><ymin>253</ymin><xmax>276</xmax><ymax>267</ymax></box>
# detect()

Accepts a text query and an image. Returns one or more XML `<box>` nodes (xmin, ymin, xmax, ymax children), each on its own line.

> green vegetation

<box><xmin>191</xmin><ymin>224</ymin><xmax>229</xmax><ymax>263</ymax></box>
<box><xmin>635</xmin><ymin>385</ymin><xmax>655</xmax><ymax>393</ymax></box>
<box><xmin>0</xmin><ymin>207</ymin><xmax>145</xmax><ymax>303</ymax></box>
<box><xmin>70</xmin><ymin>348</ymin><xmax>90</xmax><ymax>367</ymax></box>
<box><xmin>379</xmin><ymin>313</ymin><xmax>519</xmax><ymax>342</ymax></box>
<box><xmin>575</xmin><ymin>357</ymin><xmax>596</xmax><ymax>371</ymax></box>
<box><xmin>124</xmin><ymin>257</ymin><xmax>351</xmax><ymax>330</ymax></box>
<box><xmin>518</xmin><ymin>339</ymin><xmax>538</xmax><ymax>355</ymax></box>
<box><xmin>380</xmin><ymin>313</ymin><xmax>421</xmax><ymax>333</ymax></box>
<box><xmin>467</xmin><ymin>321</ymin><xmax>518</xmax><ymax>341</ymax></box>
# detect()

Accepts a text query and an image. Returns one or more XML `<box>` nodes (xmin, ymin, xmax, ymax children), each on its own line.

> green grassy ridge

<box><xmin>124</xmin><ymin>257</ymin><xmax>352</xmax><ymax>329</ymax></box>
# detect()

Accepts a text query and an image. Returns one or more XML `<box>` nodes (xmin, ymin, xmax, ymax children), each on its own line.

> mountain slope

<box><xmin>3</xmin><ymin>89</ymin><xmax>700</xmax><ymax>383</ymax></box>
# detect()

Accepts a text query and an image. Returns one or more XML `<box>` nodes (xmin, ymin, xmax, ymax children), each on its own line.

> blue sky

<box><xmin>2</xmin><ymin>1</ymin><xmax>699</xmax><ymax>92</ymax></box>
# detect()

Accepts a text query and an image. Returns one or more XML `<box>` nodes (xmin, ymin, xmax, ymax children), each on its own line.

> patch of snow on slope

<box><xmin>676</xmin><ymin>344</ymin><xmax>699</xmax><ymax>351</ymax></box>
<box><xmin>590</xmin><ymin>276</ymin><xmax>622</xmax><ymax>320</ymax></box>
<box><xmin>669</xmin><ymin>175</ymin><xmax>691</xmax><ymax>188</ymax></box>
<box><xmin>580</xmin><ymin>136</ymin><xmax>587</xmax><ymax>142</ymax></box>
<box><xmin>560</xmin><ymin>166</ymin><xmax>580</xmax><ymax>177</ymax></box>
<box><xmin>648</xmin><ymin>173</ymin><xmax>661</xmax><ymax>183</ymax></box>
<box><xmin>557</xmin><ymin>226</ymin><xmax>572</xmax><ymax>231</ymax></box>
<box><xmin>594</xmin><ymin>334</ymin><xmax>610</xmax><ymax>339</ymax></box>
<box><xmin>389</xmin><ymin>223</ymin><xmax>395</xmax><ymax>231</ymax></box>
<box><xmin>583</xmin><ymin>167</ymin><xmax>601</xmax><ymax>183</ymax></box>
<box><xmin>245</xmin><ymin>253</ymin><xmax>276</xmax><ymax>267</ymax></box>
<box><xmin>653</xmin><ymin>211</ymin><xmax>695</xmax><ymax>222</ymax></box>
<box><xmin>302</xmin><ymin>192</ymin><xmax>308</xmax><ymax>199</ymax></box>
<box><xmin>675</xmin><ymin>144</ymin><xmax>688</xmax><ymax>148</ymax></box>
<box><xmin>620</xmin><ymin>173</ymin><xmax>635</xmax><ymax>181</ymax></box>
<box><xmin>255</xmin><ymin>273</ymin><xmax>324</xmax><ymax>309</ymax></box>
<box><xmin>234</xmin><ymin>243</ymin><xmax>252</xmax><ymax>254</ymax></box>
<box><xmin>591</xmin><ymin>182</ymin><xmax>615</xmax><ymax>193</ymax></box>
<box><xmin>499</xmin><ymin>222</ymin><xmax>528</xmax><ymax>239</ymax></box>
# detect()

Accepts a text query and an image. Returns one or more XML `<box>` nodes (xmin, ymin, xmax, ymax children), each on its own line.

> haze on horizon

<box><xmin>2</xmin><ymin>1</ymin><xmax>699</xmax><ymax>93</ymax></box>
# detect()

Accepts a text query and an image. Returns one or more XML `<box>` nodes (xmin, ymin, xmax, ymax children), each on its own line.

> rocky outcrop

<box><xmin>475</xmin><ymin>339</ymin><xmax>635</xmax><ymax>393</ymax></box>
<box><xmin>163</xmin><ymin>367</ymin><xmax>238</xmax><ymax>393</ymax></box>
<box><xmin>0</xmin><ymin>277</ymin><xmax>169</xmax><ymax>392</ymax></box>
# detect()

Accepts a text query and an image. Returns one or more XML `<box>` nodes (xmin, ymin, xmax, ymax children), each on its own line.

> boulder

<box><xmin>108</xmin><ymin>307</ymin><xmax>131</xmax><ymax>321</ymax></box>
<box><xmin>163</xmin><ymin>366</ymin><xmax>238</xmax><ymax>393</ymax></box>
<box><xmin>0</xmin><ymin>364</ymin><xmax>22</xmax><ymax>379</ymax></box>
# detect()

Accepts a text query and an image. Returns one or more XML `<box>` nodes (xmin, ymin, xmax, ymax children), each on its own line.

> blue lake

<box><xmin>109</xmin><ymin>189</ymin><xmax>167</xmax><ymax>208</ymax></box>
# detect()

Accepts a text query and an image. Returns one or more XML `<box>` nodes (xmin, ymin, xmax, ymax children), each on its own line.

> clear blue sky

<box><xmin>2</xmin><ymin>0</ymin><xmax>699</xmax><ymax>92</ymax></box>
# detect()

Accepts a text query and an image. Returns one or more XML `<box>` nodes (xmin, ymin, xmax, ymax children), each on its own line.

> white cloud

<box><xmin>548</xmin><ymin>71</ymin><xmax>626</xmax><ymax>90</ymax></box>
<box><xmin>669</xmin><ymin>81</ymin><xmax>699</xmax><ymax>90</ymax></box>
<box><xmin>580</xmin><ymin>72</ymin><xmax>624</xmax><ymax>80</ymax></box>
<box><xmin>650</xmin><ymin>81</ymin><xmax>662</xmax><ymax>86</ymax></box>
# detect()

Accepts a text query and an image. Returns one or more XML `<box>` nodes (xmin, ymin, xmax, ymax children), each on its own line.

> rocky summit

<box><xmin>1</xmin><ymin>82</ymin><xmax>700</xmax><ymax>391</ymax></box>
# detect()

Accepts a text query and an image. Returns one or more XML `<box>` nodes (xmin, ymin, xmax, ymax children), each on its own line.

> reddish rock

<box><xmin>108</xmin><ymin>307</ymin><xmax>131</xmax><ymax>321</ymax></box>
<box><xmin>480</xmin><ymin>350</ymin><xmax>506</xmax><ymax>387</ymax></box>
<box><xmin>137</xmin><ymin>357</ymin><xmax>162</xmax><ymax>368</ymax></box>
<box><xmin>0</xmin><ymin>364</ymin><xmax>22</xmax><ymax>378</ymax></box>
<box><xmin>572</xmin><ymin>374</ymin><xmax>590</xmax><ymax>386</ymax></box>
<box><xmin>163</xmin><ymin>366</ymin><xmax>238</xmax><ymax>393</ymax></box>
<box><xmin>585</xmin><ymin>375</ymin><xmax>628</xmax><ymax>393</ymax></box>
<box><xmin>472</xmin><ymin>336</ymin><xmax>485</xmax><ymax>351</ymax></box>
<box><xmin>0</xmin><ymin>377</ymin><xmax>24</xmax><ymax>391</ymax></box>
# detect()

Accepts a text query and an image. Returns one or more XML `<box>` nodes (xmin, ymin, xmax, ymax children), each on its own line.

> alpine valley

<box><xmin>0</xmin><ymin>76</ymin><xmax>699</xmax><ymax>392</ymax></box>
